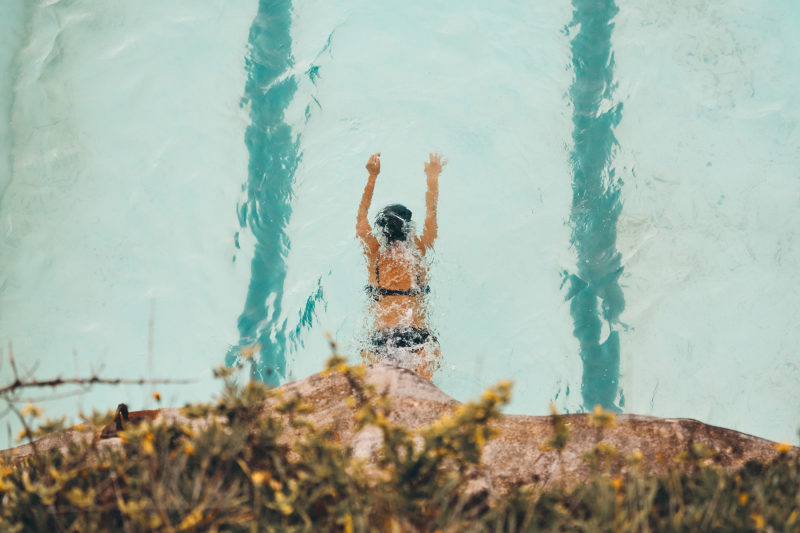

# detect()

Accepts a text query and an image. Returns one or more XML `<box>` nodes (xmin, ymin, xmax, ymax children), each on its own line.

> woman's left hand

<box><xmin>366</xmin><ymin>153</ymin><xmax>381</xmax><ymax>176</ymax></box>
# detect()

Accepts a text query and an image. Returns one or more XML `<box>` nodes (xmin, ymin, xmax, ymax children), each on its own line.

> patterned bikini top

<box><xmin>365</xmin><ymin>248</ymin><xmax>430</xmax><ymax>300</ymax></box>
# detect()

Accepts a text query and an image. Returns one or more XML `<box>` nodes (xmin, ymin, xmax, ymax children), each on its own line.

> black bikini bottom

<box><xmin>368</xmin><ymin>327</ymin><xmax>437</xmax><ymax>351</ymax></box>
<box><xmin>365</xmin><ymin>284</ymin><xmax>430</xmax><ymax>300</ymax></box>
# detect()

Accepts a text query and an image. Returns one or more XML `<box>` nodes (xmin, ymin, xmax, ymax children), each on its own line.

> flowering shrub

<box><xmin>1</xmin><ymin>357</ymin><xmax>798</xmax><ymax>532</ymax></box>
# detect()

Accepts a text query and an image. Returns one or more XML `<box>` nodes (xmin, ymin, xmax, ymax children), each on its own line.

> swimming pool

<box><xmin>1</xmin><ymin>0</ymin><xmax>798</xmax><ymax>447</ymax></box>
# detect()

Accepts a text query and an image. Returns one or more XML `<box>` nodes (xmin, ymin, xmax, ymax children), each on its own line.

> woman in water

<box><xmin>357</xmin><ymin>152</ymin><xmax>446</xmax><ymax>379</ymax></box>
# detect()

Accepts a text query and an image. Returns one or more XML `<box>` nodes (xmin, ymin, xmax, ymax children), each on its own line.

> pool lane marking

<box><xmin>565</xmin><ymin>0</ymin><xmax>626</xmax><ymax>413</ymax></box>
<box><xmin>229</xmin><ymin>0</ymin><xmax>299</xmax><ymax>386</ymax></box>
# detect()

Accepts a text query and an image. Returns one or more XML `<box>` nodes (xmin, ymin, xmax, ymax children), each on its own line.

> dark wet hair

<box><xmin>375</xmin><ymin>204</ymin><xmax>412</xmax><ymax>244</ymax></box>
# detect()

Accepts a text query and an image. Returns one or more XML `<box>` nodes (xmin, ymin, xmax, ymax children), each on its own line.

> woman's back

<box><xmin>368</xmin><ymin>241</ymin><xmax>429</xmax><ymax>329</ymax></box>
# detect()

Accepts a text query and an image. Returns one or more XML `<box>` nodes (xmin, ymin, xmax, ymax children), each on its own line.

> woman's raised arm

<box><xmin>357</xmin><ymin>153</ymin><xmax>381</xmax><ymax>255</ymax></box>
<box><xmin>417</xmin><ymin>152</ymin><xmax>446</xmax><ymax>252</ymax></box>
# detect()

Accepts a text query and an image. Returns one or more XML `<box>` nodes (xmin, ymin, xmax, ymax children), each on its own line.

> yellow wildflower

<box><xmin>48</xmin><ymin>467</ymin><xmax>63</xmax><ymax>482</ymax></box>
<box><xmin>473</xmin><ymin>427</ymin><xmax>485</xmax><ymax>446</ymax></box>
<box><xmin>117</xmin><ymin>497</ymin><xmax>148</xmax><ymax>515</ymax></box>
<box><xmin>588</xmin><ymin>404</ymin><xmax>617</xmax><ymax>429</ymax></box>
<box><xmin>142</xmin><ymin>432</ymin><xmax>155</xmax><ymax>456</ymax></box>
<box><xmin>21</xmin><ymin>403</ymin><xmax>43</xmax><ymax>418</ymax></box>
<box><xmin>750</xmin><ymin>512</ymin><xmax>765</xmax><ymax>530</ymax></box>
<box><xmin>178</xmin><ymin>508</ymin><xmax>204</xmax><ymax>530</ymax></box>
<box><xmin>66</xmin><ymin>487</ymin><xmax>95</xmax><ymax>508</ymax></box>
<box><xmin>274</xmin><ymin>492</ymin><xmax>293</xmax><ymax>515</ymax></box>
<box><xmin>774</xmin><ymin>441</ymin><xmax>792</xmax><ymax>454</ymax></box>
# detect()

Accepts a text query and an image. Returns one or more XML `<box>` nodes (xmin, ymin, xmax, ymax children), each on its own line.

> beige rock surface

<box><xmin>269</xmin><ymin>364</ymin><xmax>793</xmax><ymax>490</ymax></box>
<box><xmin>3</xmin><ymin>364</ymin><xmax>794</xmax><ymax>490</ymax></box>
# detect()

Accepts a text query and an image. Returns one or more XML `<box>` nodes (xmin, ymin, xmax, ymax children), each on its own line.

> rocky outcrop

<box><xmin>261</xmin><ymin>364</ymin><xmax>794</xmax><ymax>490</ymax></box>
<box><xmin>2</xmin><ymin>364</ymin><xmax>794</xmax><ymax>490</ymax></box>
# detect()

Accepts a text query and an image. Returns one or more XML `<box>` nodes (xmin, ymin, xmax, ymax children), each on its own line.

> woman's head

<box><xmin>375</xmin><ymin>204</ymin><xmax>412</xmax><ymax>244</ymax></box>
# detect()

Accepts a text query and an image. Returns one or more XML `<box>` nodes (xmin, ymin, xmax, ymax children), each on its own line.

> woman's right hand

<box><xmin>424</xmin><ymin>152</ymin><xmax>446</xmax><ymax>177</ymax></box>
<box><xmin>366</xmin><ymin>153</ymin><xmax>381</xmax><ymax>176</ymax></box>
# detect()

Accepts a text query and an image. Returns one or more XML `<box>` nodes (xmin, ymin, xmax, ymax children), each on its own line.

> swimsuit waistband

<box><xmin>365</xmin><ymin>284</ymin><xmax>430</xmax><ymax>300</ymax></box>
<box><xmin>369</xmin><ymin>327</ymin><xmax>437</xmax><ymax>350</ymax></box>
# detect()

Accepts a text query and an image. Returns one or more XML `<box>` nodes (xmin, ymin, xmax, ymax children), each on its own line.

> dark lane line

<box><xmin>226</xmin><ymin>0</ymin><xmax>300</xmax><ymax>386</ymax></box>
<box><xmin>565</xmin><ymin>0</ymin><xmax>626</xmax><ymax>412</ymax></box>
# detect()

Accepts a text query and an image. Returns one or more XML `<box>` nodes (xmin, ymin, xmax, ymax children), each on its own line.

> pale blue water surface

<box><xmin>1</xmin><ymin>0</ymin><xmax>799</xmax><ymax>447</ymax></box>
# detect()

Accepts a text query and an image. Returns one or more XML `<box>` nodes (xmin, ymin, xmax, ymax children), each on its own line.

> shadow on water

<box><xmin>565</xmin><ymin>0</ymin><xmax>626</xmax><ymax>413</ymax></box>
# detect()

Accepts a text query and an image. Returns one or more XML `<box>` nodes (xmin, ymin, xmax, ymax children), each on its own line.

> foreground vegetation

<box><xmin>1</xmin><ymin>356</ymin><xmax>798</xmax><ymax>532</ymax></box>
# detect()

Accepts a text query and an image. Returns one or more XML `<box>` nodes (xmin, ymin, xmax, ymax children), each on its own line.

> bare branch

<box><xmin>8</xmin><ymin>342</ymin><xmax>20</xmax><ymax>384</ymax></box>
<box><xmin>1</xmin><ymin>342</ymin><xmax>195</xmax><ymax>398</ymax></box>
<box><xmin>0</xmin><ymin>376</ymin><xmax>195</xmax><ymax>397</ymax></box>
<box><xmin>21</xmin><ymin>361</ymin><xmax>40</xmax><ymax>383</ymax></box>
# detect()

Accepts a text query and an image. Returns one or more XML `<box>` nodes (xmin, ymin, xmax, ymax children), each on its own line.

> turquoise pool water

<box><xmin>1</xmin><ymin>0</ymin><xmax>799</xmax><ymax>446</ymax></box>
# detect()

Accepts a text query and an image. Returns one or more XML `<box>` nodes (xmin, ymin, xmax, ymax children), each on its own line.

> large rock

<box><xmin>2</xmin><ymin>364</ymin><xmax>793</xmax><ymax>490</ymax></box>
<box><xmin>267</xmin><ymin>364</ymin><xmax>794</xmax><ymax>490</ymax></box>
